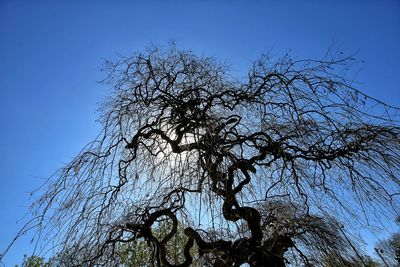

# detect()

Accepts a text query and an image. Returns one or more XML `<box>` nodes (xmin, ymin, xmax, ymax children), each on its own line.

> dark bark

<box><xmin>7</xmin><ymin>46</ymin><xmax>400</xmax><ymax>267</ymax></box>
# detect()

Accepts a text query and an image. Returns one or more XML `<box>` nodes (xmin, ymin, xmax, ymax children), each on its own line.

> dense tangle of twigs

<box><xmin>3</xmin><ymin>46</ymin><xmax>400</xmax><ymax>266</ymax></box>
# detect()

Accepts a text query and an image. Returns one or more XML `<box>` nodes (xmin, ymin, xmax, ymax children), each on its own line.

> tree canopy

<box><xmin>3</xmin><ymin>46</ymin><xmax>400</xmax><ymax>266</ymax></box>
<box><xmin>374</xmin><ymin>217</ymin><xmax>400</xmax><ymax>266</ymax></box>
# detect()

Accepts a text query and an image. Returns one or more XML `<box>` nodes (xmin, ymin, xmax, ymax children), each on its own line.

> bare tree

<box><xmin>3</xmin><ymin>46</ymin><xmax>400</xmax><ymax>266</ymax></box>
<box><xmin>375</xmin><ymin>217</ymin><xmax>400</xmax><ymax>266</ymax></box>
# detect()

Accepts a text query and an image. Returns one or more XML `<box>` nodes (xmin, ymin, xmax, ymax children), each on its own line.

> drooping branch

<box><xmin>5</xmin><ymin>46</ymin><xmax>400</xmax><ymax>267</ymax></box>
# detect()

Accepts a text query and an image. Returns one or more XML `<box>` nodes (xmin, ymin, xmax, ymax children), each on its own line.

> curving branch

<box><xmin>4</xmin><ymin>46</ymin><xmax>400</xmax><ymax>266</ymax></box>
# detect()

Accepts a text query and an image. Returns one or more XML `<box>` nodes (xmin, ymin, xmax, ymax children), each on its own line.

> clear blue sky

<box><xmin>0</xmin><ymin>0</ymin><xmax>399</xmax><ymax>265</ymax></box>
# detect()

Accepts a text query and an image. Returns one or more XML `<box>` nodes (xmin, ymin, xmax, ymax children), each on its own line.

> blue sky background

<box><xmin>0</xmin><ymin>0</ymin><xmax>399</xmax><ymax>265</ymax></box>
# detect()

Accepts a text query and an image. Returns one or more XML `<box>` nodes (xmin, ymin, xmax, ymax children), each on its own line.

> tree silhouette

<box><xmin>3</xmin><ymin>46</ymin><xmax>400</xmax><ymax>266</ymax></box>
<box><xmin>375</xmin><ymin>217</ymin><xmax>400</xmax><ymax>266</ymax></box>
